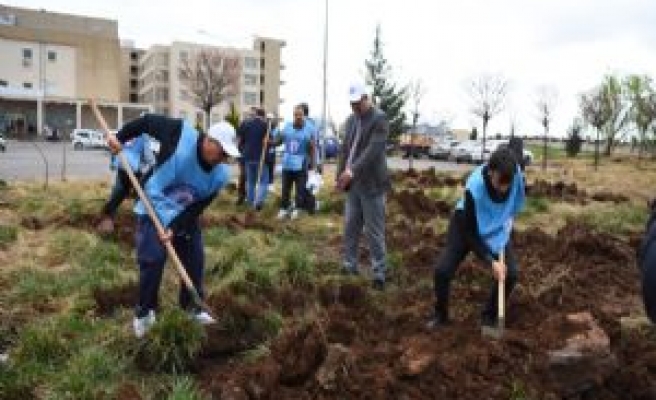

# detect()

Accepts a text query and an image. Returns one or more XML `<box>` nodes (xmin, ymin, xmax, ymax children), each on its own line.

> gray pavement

<box><xmin>0</xmin><ymin>139</ymin><xmax>469</xmax><ymax>182</ymax></box>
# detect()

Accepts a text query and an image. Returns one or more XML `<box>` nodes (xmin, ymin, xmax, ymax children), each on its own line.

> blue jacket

<box><xmin>111</xmin><ymin>134</ymin><xmax>155</xmax><ymax>173</ymax></box>
<box><xmin>280</xmin><ymin>121</ymin><xmax>313</xmax><ymax>171</ymax></box>
<box><xmin>456</xmin><ymin>165</ymin><xmax>525</xmax><ymax>253</ymax></box>
<box><xmin>117</xmin><ymin>115</ymin><xmax>230</xmax><ymax>231</ymax></box>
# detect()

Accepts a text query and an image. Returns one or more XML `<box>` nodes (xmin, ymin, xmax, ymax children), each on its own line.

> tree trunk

<box><xmin>594</xmin><ymin>127</ymin><xmax>600</xmax><ymax>171</ymax></box>
<box><xmin>542</xmin><ymin>124</ymin><xmax>548</xmax><ymax>171</ymax></box>
<box><xmin>482</xmin><ymin>117</ymin><xmax>489</xmax><ymax>162</ymax></box>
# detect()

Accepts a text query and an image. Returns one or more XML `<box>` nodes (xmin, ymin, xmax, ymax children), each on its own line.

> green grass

<box><xmin>11</xmin><ymin>268</ymin><xmax>73</xmax><ymax>303</ymax></box>
<box><xmin>282</xmin><ymin>242</ymin><xmax>314</xmax><ymax>285</ymax></box>
<box><xmin>166</xmin><ymin>377</ymin><xmax>208</xmax><ymax>400</ymax></box>
<box><xmin>134</xmin><ymin>309</ymin><xmax>206</xmax><ymax>374</ymax></box>
<box><xmin>46</xmin><ymin>229</ymin><xmax>94</xmax><ymax>265</ymax></box>
<box><xmin>51</xmin><ymin>346</ymin><xmax>127</xmax><ymax>399</ymax></box>
<box><xmin>578</xmin><ymin>203</ymin><xmax>648</xmax><ymax>235</ymax></box>
<box><xmin>519</xmin><ymin>196</ymin><xmax>551</xmax><ymax>220</ymax></box>
<box><xmin>0</xmin><ymin>225</ymin><xmax>18</xmax><ymax>248</ymax></box>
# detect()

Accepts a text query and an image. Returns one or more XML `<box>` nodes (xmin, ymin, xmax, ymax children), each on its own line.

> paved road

<box><xmin>0</xmin><ymin>140</ymin><xmax>469</xmax><ymax>182</ymax></box>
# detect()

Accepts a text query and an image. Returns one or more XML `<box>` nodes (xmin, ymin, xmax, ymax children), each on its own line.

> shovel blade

<box><xmin>481</xmin><ymin>317</ymin><xmax>505</xmax><ymax>339</ymax></box>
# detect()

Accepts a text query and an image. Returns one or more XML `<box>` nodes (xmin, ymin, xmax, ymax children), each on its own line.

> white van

<box><xmin>72</xmin><ymin>129</ymin><xmax>106</xmax><ymax>150</ymax></box>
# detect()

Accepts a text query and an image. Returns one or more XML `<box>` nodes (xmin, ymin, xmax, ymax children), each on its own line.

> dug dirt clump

<box><xmin>201</xmin><ymin>293</ymin><xmax>273</xmax><ymax>359</ymax></box>
<box><xmin>272</xmin><ymin>322</ymin><xmax>327</xmax><ymax>386</ymax></box>
<box><xmin>318</xmin><ymin>281</ymin><xmax>369</xmax><ymax>309</ymax></box>
<box><xmin>92</xmin><ymin>282</ymin><xmax>138</xmax><ymax>316</ymax></box>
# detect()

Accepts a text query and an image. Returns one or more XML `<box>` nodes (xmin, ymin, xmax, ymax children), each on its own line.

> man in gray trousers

<box><xmin>336</xmin><ymin>82</ymin><xmax>391</xmax><ymax>290</ymax></box>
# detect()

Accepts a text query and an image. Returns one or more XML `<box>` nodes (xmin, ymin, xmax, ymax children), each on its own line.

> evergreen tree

<box><xmin>365</xmin><ymin>25</ymin><xmax>407</xmax><ymax>139</ymax></box>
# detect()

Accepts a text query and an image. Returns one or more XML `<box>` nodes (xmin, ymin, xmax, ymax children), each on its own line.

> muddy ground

<box><xmin>78</xmin><ymin>168</ymin><xmax>656</xmax><ymax>400</ymax></box>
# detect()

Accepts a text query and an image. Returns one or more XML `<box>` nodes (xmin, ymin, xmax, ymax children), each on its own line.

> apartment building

<box><xmin>119</xmin><ymin>40</ymin><xmax>144</xmax><ymax>104</ymax></box>
<box><xmin>138</xmin><ymin>37</ymin><xmax>285</xmax><ymax>127</ymax></box>
<box><xmin>0</xmin><ymin>4</ymin><xmax>150</xmax><ymax>137</ymax></box>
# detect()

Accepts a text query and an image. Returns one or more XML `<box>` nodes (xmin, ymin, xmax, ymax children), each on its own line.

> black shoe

<box><xmin>481</xmin><ymin>312</ymin><xmax>497</xmax><ymax>328</ymax></box>
<box><xmin>372</xmin><ymin>278</ymin><xmax>385</xmax><ymax>291</ymax></box>
<box><xmin>255</xmin><ymin>204</ymin><xmax>263</xmax><ymax>211</ymax></box>
<box><xmin>426</xmin><ymin>314</ymin><xmax>450</xmax><ymax>330</ymax></box>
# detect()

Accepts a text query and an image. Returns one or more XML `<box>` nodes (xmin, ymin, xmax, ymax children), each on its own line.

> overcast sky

<box><xmin>5</xmin><ymin>0</ymin><xmax>656</xmax><ymax>137</ymax></box>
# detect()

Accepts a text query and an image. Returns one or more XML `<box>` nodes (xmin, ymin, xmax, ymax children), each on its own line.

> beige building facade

<box><xmin>137</xmin><ymin>37</ymin><xmax>285</xmax><ymax>127</ymax></box>
<box><xmin>0</xmin><ymin>4</ymin><xmax>150</xmax><ymax>137</ymax></box>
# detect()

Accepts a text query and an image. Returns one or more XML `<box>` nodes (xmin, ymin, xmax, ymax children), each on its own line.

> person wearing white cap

<box><xmin>336</xmin><ymin>82</ymin><xmax>391</xmax><ymax>290</ymax></box>
<box><xmin>107</xmin><ymin>114</ymin><xmax>239</xmax><ymax>337</ymax></box>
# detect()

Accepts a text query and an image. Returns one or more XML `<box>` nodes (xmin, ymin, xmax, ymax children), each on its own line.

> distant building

<box><xmin>134</xmin><ymin>37</ymin><xmax>285</xmax><ymax>127</ymax></box>
<box><xmin>0</xmin><ymin>4</ymin><xmax>150</xmax><ymax>137</ymax></box>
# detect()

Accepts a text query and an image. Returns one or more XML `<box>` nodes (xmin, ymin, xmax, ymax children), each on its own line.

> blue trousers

<box><xmin>245</xmin><ymin>161</ymin><xmax>269</xmax><ymax>207</ymax></box>
<box><xmin>134</xmin><ymin>216</ymin><xmax>204</xmax><ymax>318</ymax></box>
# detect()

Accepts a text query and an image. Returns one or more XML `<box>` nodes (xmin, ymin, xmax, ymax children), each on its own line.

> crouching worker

<box><xmin>97</xmin><ymin>134</ymin><xmax>155</xmax><ymax>235</ymax></box>
<box><xmin>639</xmin><ymin>200</ymin><xmax>656</xmax><ymax>324</ymax></box>
<box><xmin>107</xmin><ymin>115</ymin><xmax>240</xmax><ymax>337</ymax></box>
<box><xmin>427</xmin><ymin>147</ymin><xmax>525</xmax><ymax>329</ymax></box>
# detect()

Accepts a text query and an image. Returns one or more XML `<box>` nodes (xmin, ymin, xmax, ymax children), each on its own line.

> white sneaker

<box><xmin>277</xmin><ymin>209</ymin><xmax>289</xmax><ymax>220</ymax></box>
<box><xmin>290</xmin><ymin>209</ymin><xmax>299</xmax><ymax>220</ymax></box>
<box><xmin>193</xmin><ymin>311</ymin><xmax>216</xmax><ymax>325</ymax></box>
<box><xmin>133</xmin><ymin>310</ymin><xmax>156</xmax><ymax>338</ymax></box>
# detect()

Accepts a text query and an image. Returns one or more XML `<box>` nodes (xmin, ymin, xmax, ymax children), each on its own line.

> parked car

<box><xmin>0</xmin><ymin>133</ymin><xmax>6</xmax><ymax>152</ymax></box>
<box><xmin>72</xmin><ymin>129</ymin><xmax>106</xmax><ymax>150</ymax></box>
<box><xmin>522</xmin><ymin>149</ymin><xmax>534</xmax><ymax>166</ymax></box>
<box><xmin>450</xmin><ymin>140</ymin><xmax>478</xmax><ymax>163</ymax></box>
<box><xmin>429</xmin><ymin>139</ymin><xmax>459</xmax><ymax>160</ymax></box>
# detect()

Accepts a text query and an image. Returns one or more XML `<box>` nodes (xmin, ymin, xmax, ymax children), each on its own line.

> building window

<box><xmin>260</xmin><ymin>58</ymin><xmax>265</xmax><ymax>69</ymax></box>
<box><xmin>244</xmin><ymin>91</ymin><xmax>258</xmax><ymax>106</ymax></box>
<box><xmin>23</xmin><ymin>82</ymin><xmax>33</xmax><ymax>89</ymax></box>
<box><xmin>260</xmin><ymin>90</ymin><xmax>265</xmax><ymax>104</ymax></box>
<box><xmin>48</xmin><ymin>50</ymin><xmax>56</xmax><ymax>62</ymax></box>
<box><xmin>129</xmin><ymin>93</ymin><xmax>138</xmax><ymax>103</ymax></box>
<box><xmin>244</xmin><ymin>74</ymin><xmax>258</xmax><ymax>86</ymax></box>
<box><xmin>22</xmin><ymin>48</ymin><xmax>32</xmax><ymax>59</ymax></box>
<box><xmin>0</xmin><ymin>80</ymin><xmax>7</xmax><ymax>87</ymax></box>
<box><xmin>179</xmin><ymin>51</ymin><xmax>188</xmax><ymax>62</ymax></box>
<box><xmin>260</xmin><ymin>75</ymin><xmax>265</xmax><ymax>85</ymax></box>
<box><xmin>260</xmin><ymin>42</ymin><xmax>265</xmax><ymax>52</ymax></box>
<box><xmin>179</xmin><ymin>89</ymin><xmax>189</xmax><ymax>101</ymax></box>
<box><xmin>130</xmin><ymin>79</ymin><xmax>137</xmax><ymax>89</ymax></box>
<box><xmin>244</xmin><ymin>57</ymin><xmax>258</xmax><ymax>69</ymax></box>
<box><xmin>130</xmin><ymin>66</ymin><xmax>138</xmax><ymax>75</ymax></box>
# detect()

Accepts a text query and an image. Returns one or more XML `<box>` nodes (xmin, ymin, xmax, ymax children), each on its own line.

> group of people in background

<box><xmin>235</xmin><ymin>103</ymin><xmax>319</xmax><ymax>218</ymax></box>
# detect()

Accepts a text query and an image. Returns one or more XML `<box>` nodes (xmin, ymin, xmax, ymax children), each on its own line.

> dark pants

<box><xmin>102</xmin><ymin>169</ymin><xmax>141</xmax><ymax>217</ymax></box>
<box><xmin>237</xmin><ymin>161</ymin><xmax>246</xmax><ymax>203</ymax></box>
<box><xmin>433</xmin><ymin>213</ymin><xmax>518</xmax><ymax>319</ymax></box>
<box><xmin>280</xmin><ymin>169</ymin><xmax>307</xmax><ymax>210</ymax></box>
<box><xmin>640</xmin><ymin>216</ymin><xmax>656</xmax><ymax>323</ymax></box>
<box><xmin>267</xmin><ymin>157</ymin><xmax>276</xmax><ymax>184</ymax></box>
<box><xmin>134</xmin><ymin>217</ymin><xmax>205</xmax><ymax>318</ymax></box>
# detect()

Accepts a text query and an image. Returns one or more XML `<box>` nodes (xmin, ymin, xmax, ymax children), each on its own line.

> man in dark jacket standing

<box><xmin>336</xmin><ymin>83</ymin><xmax>391</xmax><ymax>290</ymax></box>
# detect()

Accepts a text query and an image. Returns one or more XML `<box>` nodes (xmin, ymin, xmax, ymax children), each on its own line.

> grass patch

<box><xmin>52</xmin><ymin>346</ymin><xmax>127</xmax><ymax>399</ymax></box>
<box><xmin>0</xmin><ymin>225</ymin><xmax>18</xmax><ymax>248</ymax></box>
<box><xmin>46</xmin><ymin>229</ymin><xmax>94</xmax><ymax>266</ymax></box>
<box><xmin>167</xmin><ymin>377</ymin><xmax>208</xmax><ymax>400</ymax></box>
<box><xmin>578</xmin><ymin>203</ymin><xmax>648</xmax><ymax>235</ymax></box>
<box><xmin>519</xmin><ymin>196</ymin><xmax>551</xmax><ymax>220</ymax></box>
<box><xmin>134</xmin><ymin>309</ymin><xmax>205</xmax><ymax>373</ymax></box>
<box><xmin>282</xmin><ymin>242</ymin><xmax>314</xmax><ymax>285</ymax></box>
<box><xmin>11</xmin><ymin>268</ymin><xmax>72</xmax><ymax>303</ymax></box>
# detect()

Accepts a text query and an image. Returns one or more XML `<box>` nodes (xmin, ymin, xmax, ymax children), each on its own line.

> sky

<box><xmin>5</xmin><ymin>0</ymin><xmax>656</xmax><ymax>137</ymax></box>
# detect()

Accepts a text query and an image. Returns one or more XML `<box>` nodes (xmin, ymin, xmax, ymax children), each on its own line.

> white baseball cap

<box><xmin>348</xmin><ymin>82</ymin><xmax>368</xmax><ymax>102</ymax></box>
<box><xmin>208</xmin><ymin>121</ymin><xmax>240</xmax><ymax>158</ymax></box>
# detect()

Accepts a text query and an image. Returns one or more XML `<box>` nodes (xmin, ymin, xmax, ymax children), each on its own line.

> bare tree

<box><xmin>580</xmin><ymin>86</ymin><xmax>612</xmax><ymax>171</ymax></box>
<box><xmin>179</xmin><ymin>49</ymin><xmax>241</xmax><ymax>130</ymax></box>
<box><xmin>467</xmin><ymin>74</ymin><xmax>509</xmax><ymax>160</ymax></box>
<box><xmin>625</xmin><ymin>74</ymin><xmax>656</xmax><ymax>160</ymax></box>
<box><xmin>536</xmin><ymin>86</ymin><xmax>558</xmax><ymax>171</ymax></box>
<box><xmin>408</xmin><ymin>79</ymin><xmax>425</xmax><ymax>170</ymax></box>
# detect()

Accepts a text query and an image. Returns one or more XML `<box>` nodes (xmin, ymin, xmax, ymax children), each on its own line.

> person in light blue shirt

<box><xmin>98</xmin><ymin>134</ymin><xmax>156</xmax><ymax>235</ymax></box>
<box><xmin>107</xmin><ymin>115</ymin><xmax>240</xmax><ymax>337</ymax></box>
<box><xmin>427</xmin><ymin>147</ymin><xmax>525</xmax><ymax>330</ymax></box>
<box><xmin>274</xmin><ymin>104</ymin><xmax>315</xmax><ymax>219</ymax></box>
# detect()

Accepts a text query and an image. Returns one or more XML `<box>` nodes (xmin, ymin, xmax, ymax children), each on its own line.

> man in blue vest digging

<box><xmin>427</xmin><ymin>147</ymin><xmax>525</xmax><ymax>330</ymax></box>
<box><xmin>107</xmin><ymin>114</ymin><xmax>240</xmax><ymax>338</ymax></box>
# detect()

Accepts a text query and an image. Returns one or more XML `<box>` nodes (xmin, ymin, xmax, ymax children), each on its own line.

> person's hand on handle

<box><xmin>335</xmin><ymin>168</ymin><xmax>353</xmax><ymax>192</ymax></box>
<box><xmin>106</xmin><ymin>134</ymin><xmax>122</xmax><ymax>155</ymax></box>
<box><xmin>492</xmin><ymin>259</ymin><xmax>506</xmax><ymax>282</ymax></box>
<box><xmin>158</xmin><ymin>228</ymin><xmax>173</xmax><ymax>244</ymax></box>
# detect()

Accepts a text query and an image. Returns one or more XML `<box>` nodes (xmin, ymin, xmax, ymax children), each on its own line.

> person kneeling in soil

<box><xmin>107</xmin><ymin>115</ymin><xmax>240</xmax><ymax>338</ymax></box>
<box><xmin>639</xmin><ymin>199</ymin><xmax>656</xmax><ymax>324</ymax></box>
<box><xmin>427</xmin><ymin>147</ymin><xmax>525</xmax><ymax>329</ymax></box>
<box><xmin>97</xmin><ymin>134</ymin><xmax>156</xmax><ymax>235</ymax></box>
